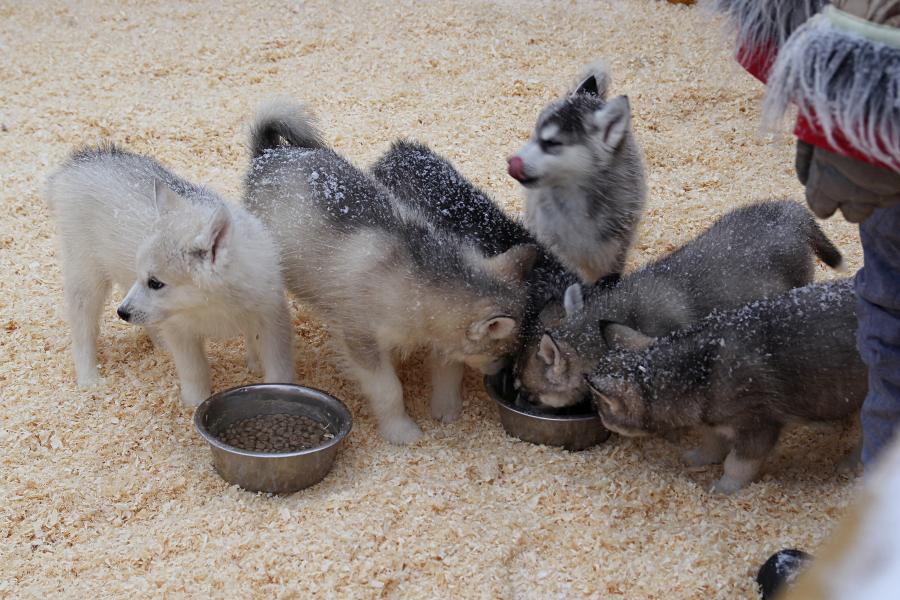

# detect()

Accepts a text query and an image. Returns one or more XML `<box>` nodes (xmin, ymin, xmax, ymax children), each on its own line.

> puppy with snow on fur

<box><xmin>45</xmin><ymin>144</ymin><xmax>295</xmax><ymax>406</ymax></box>
<box><xmin>586</xmin><ymin>278</ymin><xmax>866</xmax><ymax>494</ymax></box>
<box><xmin>517</xmin><ymin>200</ymin><xmax>844</xmax><ymax>410</ymax></box>
<box><xmin>507</xmin><ymin>60</ymin><xmax>646</xmax><ymax>285</ymax></box>
<box><xmin>244</xmin><ymin>101</ymin><xmax>537</xmax><ymax>444</ymax></box>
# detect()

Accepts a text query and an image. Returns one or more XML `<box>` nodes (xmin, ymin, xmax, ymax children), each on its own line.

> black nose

<box><xmin>116</xmin><ymin>307</ymin><xmax>131</xmax><ymax>322</ymax></box>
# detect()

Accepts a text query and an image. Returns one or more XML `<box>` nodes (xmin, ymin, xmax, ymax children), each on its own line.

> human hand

<box><xmin>796</xmin><ymin>140</ymin><xmax>900</xmax><ymax>223</ymax></box>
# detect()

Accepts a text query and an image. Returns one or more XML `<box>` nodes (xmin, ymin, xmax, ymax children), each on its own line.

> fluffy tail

<box><xmin>809</xmin><ymin>221</ymin><xmax>844</xmax><ymax>271</ymax></box>
<box><xmin>248</xmin><ymin>99</ymin><xmax>326</xmax><ymax>158</ymax></box>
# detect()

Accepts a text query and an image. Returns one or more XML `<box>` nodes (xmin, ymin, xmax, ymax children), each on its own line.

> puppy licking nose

<box><xmin>507</xmin><ymin>156</ymin><xmax>525</xmax><ymax>181</ymax></box>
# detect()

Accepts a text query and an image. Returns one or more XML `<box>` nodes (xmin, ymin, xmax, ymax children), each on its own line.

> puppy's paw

<box><xmin>430</xmin><ymin>392</ymin><xmax>463</xmax><ymax>424</ymax></box>
<box><xmin>684</xmin><ymin>448</ymin><xmax>722</xmax><ymax>469</ymax></box>
<box><xmin>245</xmin><ymin>353</ymin><xmax>263</xmax><ymax>376</ymax></box>
<box><xmin>379</xmin><ymin>416</ymin><xmax>424</xmax><ymax>445</ymax></box>
<box><xmin>76</xmin><ymin>372</ymin><xmax>104</xmax><ymax>389</ymax></box>
<box><xmin>711</xmin><ymin>475</ymin><xmax>746</xmax><ymax>495</ymax></box>
<box><xmin>180</xmin><ymin>387</ymin><xmax>211</xmax><ymax>408</ymax></box>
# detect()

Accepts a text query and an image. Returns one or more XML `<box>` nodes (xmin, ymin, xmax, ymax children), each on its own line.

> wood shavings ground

<box><xmin>1</xmin><ymin>1</ymin><xmax>862</xmax><ymax>598</ymax></box>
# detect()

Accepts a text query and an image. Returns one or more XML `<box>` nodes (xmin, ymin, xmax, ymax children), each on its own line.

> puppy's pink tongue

<box><xmin>507</xmin><ymin>156</ymin><xmax>525</xmax><ymax>181</ymax></box>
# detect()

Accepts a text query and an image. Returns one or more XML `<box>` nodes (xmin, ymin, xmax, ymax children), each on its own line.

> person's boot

<box><xmin>756</xmin><ymin>549</ymin><xmax>812</xmax><ymax>599</ymax></box>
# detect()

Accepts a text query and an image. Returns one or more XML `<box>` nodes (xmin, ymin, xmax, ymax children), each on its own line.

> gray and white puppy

<box><xmin>586</xmin><ymin>278</ymin><xmax>866</xmax><ymax>493</ymax></box>
<box><xmin>245</xmin><ymin>101</ymin><xmax>537</xmax><ymax>444</ymax></box>
<box><xmin>45</xmin><ymin>144</ymin><xmax>295</xmax><ymax>406</ymax></box>
<box><xmin>518</xmin><ymin>200</ymin><xmax>844</xmax><ymax>409</ymax></box>
<box><xmin>507</xmin><ymin>61</ymin><xmax>646</xmax><ymax>284</ymax></box>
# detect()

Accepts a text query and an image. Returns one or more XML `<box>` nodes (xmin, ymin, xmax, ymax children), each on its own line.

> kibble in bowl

<box><xmin>194</xmin><ymin>384</ymin><xmax>352</xmax><ymax>493</ymax></box>
<box><xmin>219</xmin><ymin>413</ymin><xmax>333</xmax><ymax>453</ymax></box>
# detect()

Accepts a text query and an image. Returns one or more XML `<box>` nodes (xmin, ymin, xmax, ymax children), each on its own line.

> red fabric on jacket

<box><xmin>738</xmin><ymin>41</ymin><xmax>897</xmax><ymax>171</ymax></box>
<box><xmin>737</xmin><ymin>42</ymin><xmax>776</xmax><ymax>83</ymax></box>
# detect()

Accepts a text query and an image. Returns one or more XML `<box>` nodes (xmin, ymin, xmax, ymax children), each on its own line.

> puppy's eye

<box><xmin>147</xmin><ymin>277</ymin><xmax>165</xmax><ymax>290</ymax></box>
<box><xmin>540</xmin><ymin>139</ymin><xmax>562</xmax><ymax>151</ymax></box>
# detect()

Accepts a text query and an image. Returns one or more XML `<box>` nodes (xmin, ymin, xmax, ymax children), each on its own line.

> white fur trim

<box><xmin>763</xmin><ymin>13</ymin><xmax>900</xmax><ymax>171</ymax></box>
<box><xmin>714</xmin><ymin>0</ymin><xmax>828</xmax><ymax>51</ymax></box>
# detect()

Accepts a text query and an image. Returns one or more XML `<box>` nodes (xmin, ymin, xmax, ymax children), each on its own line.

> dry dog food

<box><xmin>218</xmin><ymin>413</ymin><xmax>333</xmax><ymax>452</ymax></box>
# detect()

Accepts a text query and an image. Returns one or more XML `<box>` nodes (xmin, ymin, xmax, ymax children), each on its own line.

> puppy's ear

<box><xmin>482</xmin><ymin>244</ymin><xmax>538</xmax><ymax>282</ymax></box>
<box><xmin>154</xmin><ymin>179</ymin><xmax>185</xmax><ymax>213</ymax></box>
<box><xmin>601</xmin><ymin>321</ymin><xmax>654</xmax><ymax>351</ymax></box>
<box><xmin>563</xmin><ymin>284</ymin><xmax>584</xmax><ymax>318</ymax></box>
<box><xmin>585</xmin><ymin>375</ymin><xmax>627</xmax><ymax>417</ymax></box>
<box><xmin>537</xmin><ymin>333</ymin><xmax>569</xmax><ymax>377</ymax></box>
<box><xmin>193</xmin><ymin>205</ymin><xmax>231</xmax><ymax>266</ymax></box>
<box><xmin>574</xmin><ymin>75</ymin><xmax>599</xmax><ymax>97</ymax></box>
<box><xmin>592</xmin><ymin>95</ymin><xmax>631</xmax><ymax>150</ymax></box>
<box><xmin>572</xmin><ymin>62</ymin><xmax>610</xmax><ymax>99</ymax></box>
<box><xmin>469</xmin><ymin>315</ymin><xmax>517</xmax><ymax>341</ymax></box>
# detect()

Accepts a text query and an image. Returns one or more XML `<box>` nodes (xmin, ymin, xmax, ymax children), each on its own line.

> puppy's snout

<box><xmin>507</xmin><ymin>156</ymin><xmax>525</xmax><ymax>181</ymax></box>
<box><xmin>116</xmin><ymin>306</ymin><xmax>132</xmax><ymax>322</ymax></box>
<box><xmin>483</xmin><ymin>357</ymin><xmax>509</xmax><ymax>376</ymax></box>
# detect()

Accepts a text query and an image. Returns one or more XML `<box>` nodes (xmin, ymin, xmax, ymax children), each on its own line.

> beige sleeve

<box><xmin>832</xmin><ymin>0</ymin><xmax>900</xmax><ymax>26</ymax></box>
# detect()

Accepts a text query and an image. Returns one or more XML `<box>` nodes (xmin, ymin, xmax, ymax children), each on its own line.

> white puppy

<box><xmin>45</xmin><ymin>144</ymin><xmax>294</xmax><ymax>406</ymax></box>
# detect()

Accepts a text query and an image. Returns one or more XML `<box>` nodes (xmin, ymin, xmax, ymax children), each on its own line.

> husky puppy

<box><xmin>586</xmin><ymin>278</ymin><xmax>866</xmax><ymax>493</ymax></box>
<box><xmin>45</xmin><ymin>144</ymin><xmax>295</xmax><ymax>406</ymax></box>
<box><xmin>518</xmin><ymin>200</ymin><xmax>844</xmax><ymax>409</ymax></box>
<box><xmin>507</xmin><ymin>61</ymin><xmax>647</xmax><ymax>284</ymax></box>
<box><xmin>244</xmin><ymin>101</ymin><xmax>537</xmax><ymax>444</ymax></box>
<box><xmin>370</xmin><ymin>140</ymin><xmax>590</xmax><ymax>323</ymax></box>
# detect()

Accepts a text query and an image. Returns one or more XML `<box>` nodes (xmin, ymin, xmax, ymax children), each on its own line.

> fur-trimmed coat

<box><xmin>718</xmin><ymin>0</ymin><xmax>900</xmax><ymax>171</ymax></box>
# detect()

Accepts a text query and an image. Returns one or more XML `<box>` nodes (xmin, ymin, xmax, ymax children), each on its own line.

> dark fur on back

<box><xmin>370</xmin><ymin>140</ymin><xmax>595</xmax><ymax>318</ymax></box>
<box><xmin>371</xmin><ymin>140</ymin><xmax>531</xmax><ymax>254</ymax></box>
<box><xmin>253</xmin><ymin>147</ymin><xmax>396</xmax><ymax>230</ymax></box>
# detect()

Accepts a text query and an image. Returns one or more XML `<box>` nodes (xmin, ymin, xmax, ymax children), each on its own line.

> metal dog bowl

<box><xmin>194</xmin><ymin>383</ymin><xmax>352</xmax><ymax>493</ymax></box>
<box><xmin>484</xmin><ymin>368</ymin><xmax>610</xmax><ymax>451</ymax></box>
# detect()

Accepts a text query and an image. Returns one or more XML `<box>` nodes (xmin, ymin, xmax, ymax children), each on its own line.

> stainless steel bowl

<box><xmin>484</xmin><ymin>369</ymin><xmax>610</xmax><ymax>451</ymax></box>
<box><xmin>194</xmin><ymin>383</ymin><xmax>352</xmax><ymax>493</ymax></box>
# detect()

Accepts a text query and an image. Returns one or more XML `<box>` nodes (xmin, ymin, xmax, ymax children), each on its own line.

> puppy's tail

<box><xmin>249</xmin><ymin>99</ymin><xmax>326</xmax><ymax>158</ymax></box>
<box><xmin>809</xmin><ymin>220</ymin><xmax>844</xmax><ymax>271</ymax></box>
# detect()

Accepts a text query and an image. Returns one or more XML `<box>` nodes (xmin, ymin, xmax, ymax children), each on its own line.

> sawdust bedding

<box><xmin>1</xmin><ymin>1</ymin><xmax>864</xmax><ymax>598</ymax></box>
